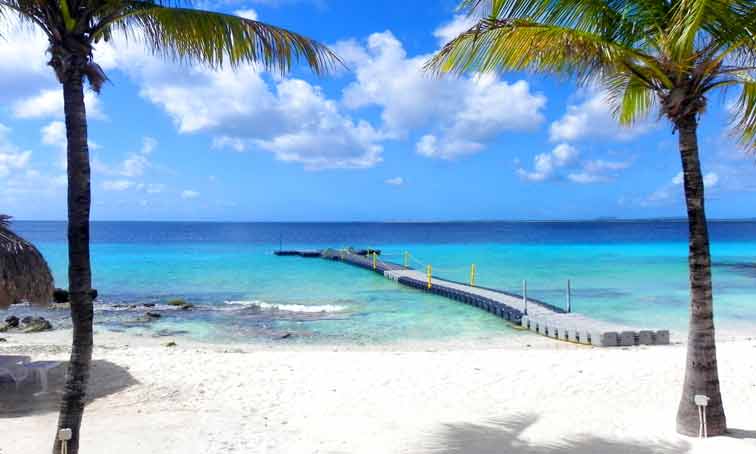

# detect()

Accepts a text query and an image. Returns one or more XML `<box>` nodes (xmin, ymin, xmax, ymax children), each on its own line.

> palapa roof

<box><xmin>0</xmin><ymin>215</ymin><xmax>54</xmax><ymax>308</ymax></box>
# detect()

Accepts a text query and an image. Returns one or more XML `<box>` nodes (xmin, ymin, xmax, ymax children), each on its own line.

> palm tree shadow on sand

<box><xmin>422</xmin><ymin>414</ymin><xmax>690</xmax><ymax>454</ymax></box>
<box><xmin>0</xmin><ymin>359</ymin><xmax>137</xmax><ymax>417</ymax></box>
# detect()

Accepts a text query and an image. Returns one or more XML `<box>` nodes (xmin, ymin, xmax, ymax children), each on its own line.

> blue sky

<box><xmin>1</xmin><ymin>0</ymin><xmax>755</xmax><ymax>221</ymax></box>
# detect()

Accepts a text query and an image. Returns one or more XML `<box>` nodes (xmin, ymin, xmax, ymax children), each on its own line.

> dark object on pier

<box><xmin>0</xmin><ymin>215</ymin><xmax>54</xmax><ymax>308</ymax></box>
<box><xmin>355</xmin><ymin>249</ymin><xmax>381</xmax><ymax>256</ymax></box>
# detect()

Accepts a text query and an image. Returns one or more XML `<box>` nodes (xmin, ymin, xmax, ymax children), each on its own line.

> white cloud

<box><xmin>0</xmin><ymin>124</ymin><xmax>32</xmax><ymax>178</ymax></box>
<box><xmin>0</xmin><ymin>20</ymin><xmax>55</xmax><ymax>102</ymax></box>
<box><xmin>102</xmin><ymin>179</ymin><xmax>134</xmax><ymax>191</ymax></box>
<box><xmin>433</xmin><ymin>14</ymin><xmax>477</xmax><ymax>46</ymax></box>
<box><xmin>120</xmin><ymin>137</ymin><xmax>157</xmax><ymax>177</ymax></box>
<box><xmin>234</xmin><ymin>9</ymin><xmax>258</xmax><ymax>20</ymax></box>
<box><xmin>181</xmin><ymin>189</ymin><xmax>200</xmax><ymax>199</ymax></box>
<box><xmin>518</xmin><ymin>143</ymin><xmax>632</xmax><ymax>183</ymax></box>
<box><xmin>568</xmin><ymin>159</ymin><xmax>633</xmax><ymax>184</ymax></box>
<box><xmin>338</xmin><ymin>32</ymin><xmax>546</xmax><ymax>160</ymax></box>
<box><xmin>517</xmin><ymin>143</ymin><xmax>579</xmax><ymax>182</ymax></box>
<box><xmin>550</xmin><ymin>91</ymin><xmax>651</xmax><ymax>143</ymax></box>
<box><xmin>41</xmin><ymin>121</ymin><xmax>66</xmax><ymax>146</ymax></box>
<box><xmin>384</xmin><ymin>176</ymin><xmax>404</xmax><ymax>185</ymax></box>
<box><xmin>109</xmin><ymin>39</ymin><xmax>384</xmax><ymax>170</ymax></box>
<box><xmin>13</xmin><ymin>89</ymin><xmax>105</xmax><ymax>120</ymax></box>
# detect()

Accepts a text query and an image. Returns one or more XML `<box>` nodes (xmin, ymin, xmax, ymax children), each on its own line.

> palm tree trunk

<box><xmin>53</xmin><ymin>74</ymin><xmax>94</xmax><ymax>454</ymax></box>
<box><xmin>674</xmin><ymin>113</ymin><xmax>726</xmax><ymax>436</ymax></box>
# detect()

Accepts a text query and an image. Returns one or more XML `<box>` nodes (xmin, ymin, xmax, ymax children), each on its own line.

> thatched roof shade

<box><xmin>0</xmin><ymin>215</ymin><xmax>54</xmax><ymax>308</ymax></box>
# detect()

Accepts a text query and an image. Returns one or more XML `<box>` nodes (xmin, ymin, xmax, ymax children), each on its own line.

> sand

<box><xmin>1</xmin><ymin>329</ymin><xmax>755</xmax><ymax>454</ymax></box>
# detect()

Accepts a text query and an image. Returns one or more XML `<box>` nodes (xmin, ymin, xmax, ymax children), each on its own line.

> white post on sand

<box><xmin>58</xmin><ymin>428</ymin><xmax>72</xmax><ymax>454</ymax></box>
<box><xmin>566</xmin><ymin>279</ymin><xmax>572</xmax><ymax>313</ymax></box>
<box><xmin>522</xmin><ymin>280</ymin><xmax>528</xmax><ymax>316</ymax></box>
<box><xmin>695</xmin><ymin>395</ymin><xmax>710</xmax><ymax>438</ymax></box>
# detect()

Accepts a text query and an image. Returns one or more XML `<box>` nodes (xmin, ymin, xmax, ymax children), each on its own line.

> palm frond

<box><xmin>606</xmin><ymin>71</ymin><xmax>657</xmax><ymax>125</ymax></box>
<box><xmin>105</xmin><ymin>2</ymin><xmax>342</xmax><ymax>75</ymax></box>
<box><xmin>0</xmin><ymin>214</ymin><xmax>10</xmax><ymax>229</ymax></box>
<box><xmin>426</xmin><ymin>17</ymin><xmax>656</xmax><ymax>86</ymax></box>
<box><xmin>731</xmin><ymin>77</ymin><xmax>756</xmax><ymax>149</ymax></box>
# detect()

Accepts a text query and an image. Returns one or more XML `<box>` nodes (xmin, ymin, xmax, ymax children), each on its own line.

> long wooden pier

<box><xmin>279</xmin><ymin>248</ymin><xmax>670</xmax><ymax>347</ymax></box>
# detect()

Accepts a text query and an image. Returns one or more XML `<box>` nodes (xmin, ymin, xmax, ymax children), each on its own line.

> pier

<box><xmin>279</xmin><ymin>248</ymin><xmax>670</xmax><ymax>347</ymax></box>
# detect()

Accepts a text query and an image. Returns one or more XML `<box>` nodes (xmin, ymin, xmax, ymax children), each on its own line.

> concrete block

<box><xmin>655</xmin><ymin>330</ymin><xmax>670</xmax><ymax>345</ymax></box>
<box><xmin>638</xmin><ymin>330</ymin><xmax>654</xmax><ymax>345</ymax></box>
<box><xmin>619</xmin><ymin>331</ymin><xmax>636</xmax><ymax>346</ymax></box>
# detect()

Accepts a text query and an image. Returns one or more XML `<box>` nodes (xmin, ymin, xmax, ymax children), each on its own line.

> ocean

<box><xmin>6</xmin><ymin>220</ymin><xmax>756</xmax><ymax>344</ymax></box>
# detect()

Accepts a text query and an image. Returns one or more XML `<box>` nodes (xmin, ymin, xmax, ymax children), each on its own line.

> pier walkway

<box><xmin>280</xmin><ymin>248</ymin><xmax>670</xmax><ymax>347</ymax></box>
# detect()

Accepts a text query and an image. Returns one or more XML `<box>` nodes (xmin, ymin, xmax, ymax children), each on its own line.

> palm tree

<box><xmin>0</xmin><ymin>2</ymin><xmax>340</xmax><ymax>452</ymax></box>
<box><xmin>428</xmin><ymin>0</ymin><xmax>756</xmax><ymax>437</ymax></box>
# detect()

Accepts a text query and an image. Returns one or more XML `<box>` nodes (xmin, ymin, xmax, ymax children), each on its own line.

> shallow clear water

<box><xmin>7</xmin><ymin>221</ymin><xmax>756</xmax><ymax>344</ymax></box>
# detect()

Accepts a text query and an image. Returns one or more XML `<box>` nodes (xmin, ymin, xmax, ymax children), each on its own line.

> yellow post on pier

<box><xmin>427</xmin><ymin>265</ymin><xmax>432</xmax><ymax>289</ymax></box>
<box><xmin>372</xmin><ymin>251</ymin><xmax>377</xmax><ymax>270</ymax></box>
<box><xmin>470</xmin><ymin>264</ymin><xmax>476</xmax><ymax>287</ymax></box>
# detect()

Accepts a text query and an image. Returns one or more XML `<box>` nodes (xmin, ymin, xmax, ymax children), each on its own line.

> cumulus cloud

<box><xmin>517</xmin><ymin>143</ymin><xmax>579</xmax><ymax>182</ymax></box>
<box><xmin>550</xmin><ymin>91</ymin><xmax>652</xmax><ymax>143</ymax></box>
<box><xmin>384</xmin><ymin>176</ymin><xmax>404</xmax><ymax>185</ymax></box>
<box><xmin>0</xmin><ymin>18</ymin><xmax>115</xmax><ymax>116</ymax></box>
<box><xmin>518</xmin><ymin>143</ymin><xmax>632</xmax><ymax>183</ymax></box>
<box><xmin>338</xmin><ymin>32</ymin><xmax>546</xmax><ymax>159</ymax></box>
<box><xmin>0</xmin><ymin>124</ymin><xmax>32</xmax><ymax>178</ymax></box>
<box><xmin>0</xmin><ymin>124</ymin><xmax>67</xmax><ymax>206</ymax></box>
<box><xmin>13</xmin><ymin>89</ymin><xmax>105</xmax><ymax>120</ymax></box>
<box><xmin>181</xmin><ymin>189</ymin><xmax>200</xmax><ymax>199</ymax></box>
<box><xmin>99</xmin><ymin>37</ymin><xmax>385</xmax><ymax>170</ymax></box>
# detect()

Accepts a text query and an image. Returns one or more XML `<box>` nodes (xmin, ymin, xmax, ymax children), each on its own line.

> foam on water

<box><xmin>224</xmin><ymin>300</ymin><xmax>348</xmax><ymax>313</ymax></box>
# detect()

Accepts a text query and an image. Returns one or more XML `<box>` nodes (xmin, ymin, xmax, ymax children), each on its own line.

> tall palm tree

<box><xmin>428</xmin><ymin>0</ymin><xmax>756</xmax><ymax>437</ymax></box>
<box><xmin>0</xmin><ymin>2</ymin><xmax>339</xmax><ymax>452</ymax></box>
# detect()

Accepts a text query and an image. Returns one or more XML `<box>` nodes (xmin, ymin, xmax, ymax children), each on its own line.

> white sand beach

<box><xmin>2</xmin><ymin>330</ymin><xmax>755</xmax><ymax>454</ymax></box>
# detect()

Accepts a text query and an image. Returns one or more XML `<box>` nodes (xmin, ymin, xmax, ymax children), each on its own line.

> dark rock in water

<box><xmin>179</xmin><ymin>303</ymin><xmax>194</xmax><ymax>311</ymax></box>
<box><xmin>21</xmin><ymin>316</ymin><xmax>53</xmax><ymax>333</ymax></box>
<box><xmin>55</xmin><ymin>288</ymin><xmax>97</xmax><ymax>302</ymax></box>
<box><xmin>0</xmin><ymin>338</ymin><xmax>6</xmax><ymax>342</ymax></box>
<box><xmin>5</xmin><ymin>315</ymin><xmax>19</xmax><ymax>328</ymax></box>
<box><xmin>164</xmin><ymin>341</ymin><xmax>177</xmax><ymax>347</ymax></box>
<box><xmin>113</xmin><ymin>304</ymin><xmax>127</xmax><ymax>308</ymax></box>
<box><xmin>128</xmin><ymin>305</ymin><xmax>137</xmax><ymax>309</ymax></box>
<box><xmin>167</xmin><ymin>299</ymin><xmax>187</xmax><ymax>307</ymax></box>
<box><xmin>145</xmin><ymin>311</ymin><xmax>162</xmax><ymax>319</ymax></box>
<box><xmin>154</xmin><ymin>329</ymin><xmax>189</xmax><ymax>337</ymax></box>
<box><xmin>143</xmin><ymin>303</ymin><xmax>156</xmax><ymax>308</ymax></box>
<box><xmin>53</xmin><ymin>288</ymin><xmax>70</xmax><ymax>304</ymax></box>
<box><xmin>277</xmin><ymin>332</ymin><xmax>294</xmax><ymax>340</ymax></box>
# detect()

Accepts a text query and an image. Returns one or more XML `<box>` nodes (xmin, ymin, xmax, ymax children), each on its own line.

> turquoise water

<box><xmin>7</xmin><ymin>221</ymin><xmax>756</xmax><ymax>344</ymax></box>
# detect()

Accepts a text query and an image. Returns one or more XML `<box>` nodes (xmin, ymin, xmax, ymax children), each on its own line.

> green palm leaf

<box><xmin>103</xmin><ymin>2</ymin><xmax>342</xmax><ymax>74</ymax></box>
